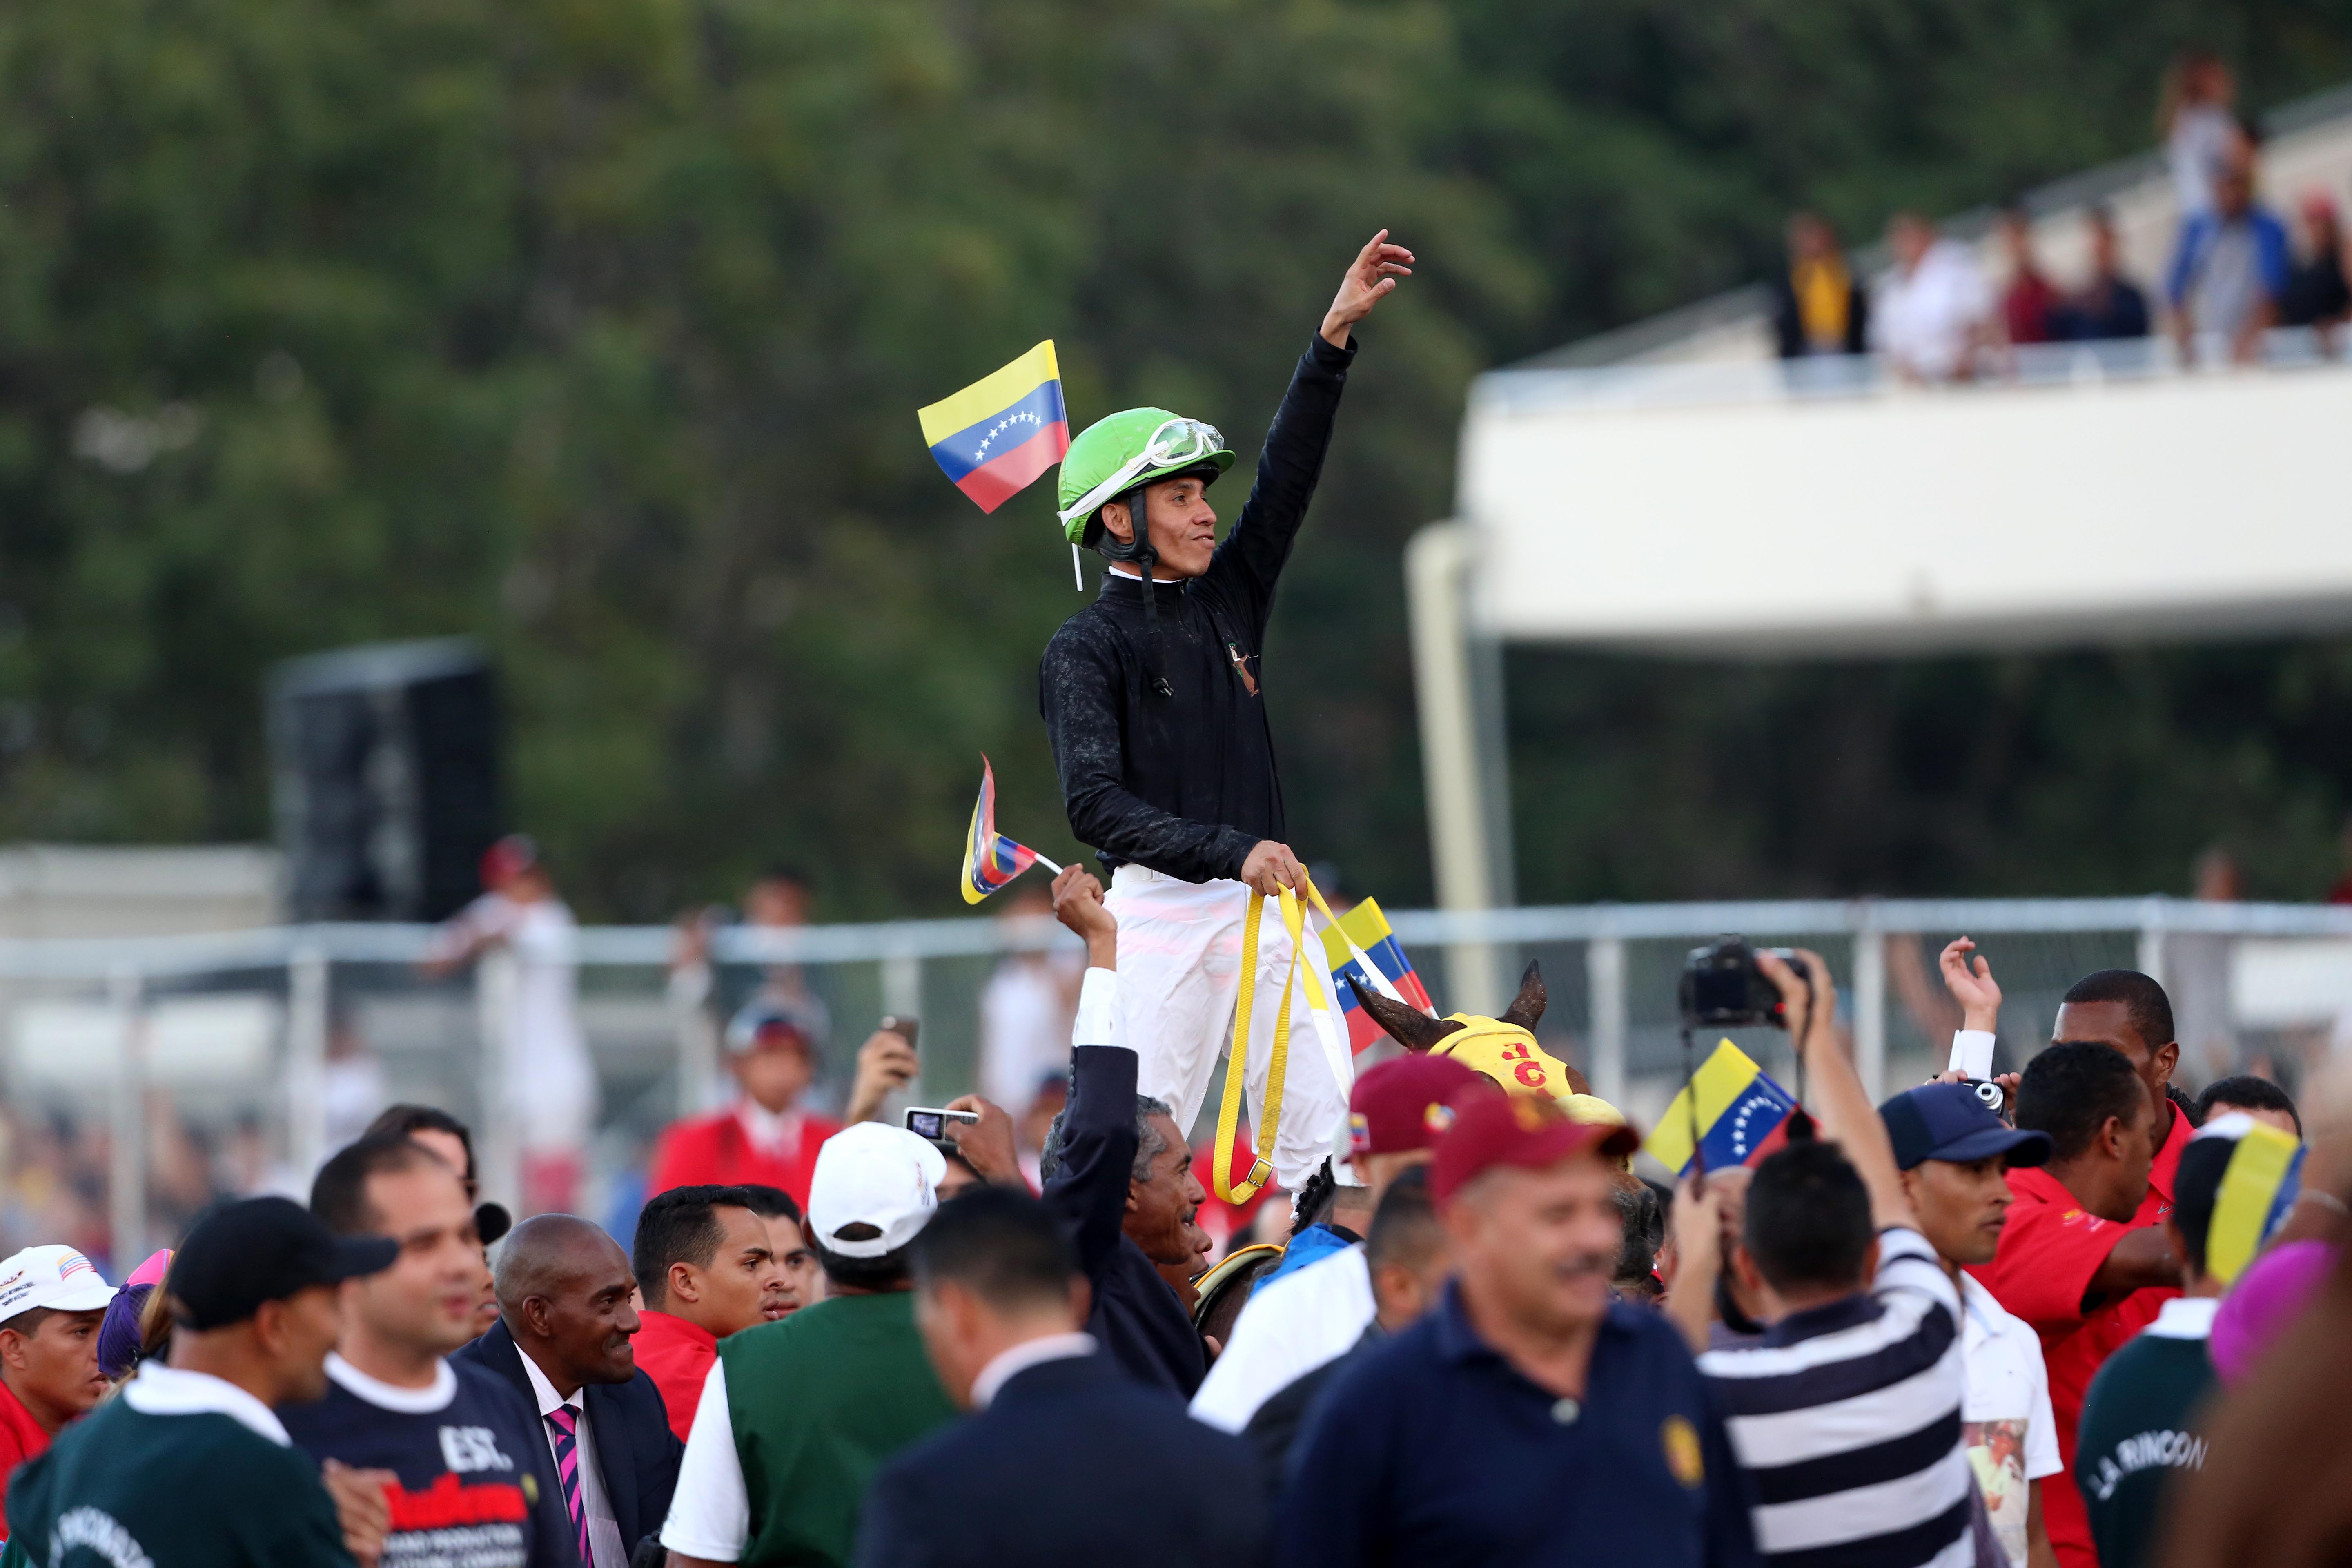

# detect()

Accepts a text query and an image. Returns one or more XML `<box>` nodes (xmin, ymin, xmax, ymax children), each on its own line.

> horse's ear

<box><xmin>1345</xmin><ymin>974</ymin><xmax>1460</xmax><ymax>1053</ymax></box>
<box><xmin>1499</xmin><ymin>960</ymin><xmax>1547</xmax><ymax>1031</ymax></box>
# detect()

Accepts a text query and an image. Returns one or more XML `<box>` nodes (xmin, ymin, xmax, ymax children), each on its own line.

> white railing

<box><xmin>1472</xmin><ymin>328</ymin><xmax>2348</xmax><ymax>418</ymax></box>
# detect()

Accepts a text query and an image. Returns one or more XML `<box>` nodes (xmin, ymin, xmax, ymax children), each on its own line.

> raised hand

<box><xmin>1938</xmin><ymin>936</ymin><xmax>2002</xmax><ymax>1033</ymax></box>
<box><xmin>1050</xmin><ymin>864</ymin><xmax>1117</xmax><ymax>969</ymax></box>
<box><xmin>1321</xmin><ymin>230</ymin><xmax>1415</xmax><ymax>347</ymax></box>
<box><xmin>846</xmin><ymin>1025</ymin><xmax>920</xmax><ymax>1125</ymax></box>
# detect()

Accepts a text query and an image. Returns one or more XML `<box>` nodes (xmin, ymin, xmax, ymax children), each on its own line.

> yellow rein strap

<box><xmin>1212</xmin><ymin>884</ymin><xmax>1335</xmax><ymax>1205</ymax></box>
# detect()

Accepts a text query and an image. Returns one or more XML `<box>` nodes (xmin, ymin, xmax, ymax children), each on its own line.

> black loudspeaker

<box><xmin>268</xmin><ymin>639</ymin><xmax>502</xmax><ymax>922</ymax></box>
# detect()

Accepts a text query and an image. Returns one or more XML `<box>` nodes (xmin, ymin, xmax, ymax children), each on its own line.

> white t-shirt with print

<box><xmin>1959</xmin><ymin>1271</ymin><xmax>2063</xmax><ymax>1568</ymax></box>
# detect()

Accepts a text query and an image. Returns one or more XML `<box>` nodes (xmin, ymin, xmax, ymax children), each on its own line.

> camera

<box><xmin>1679</xmin><ymin>935</ymin><xmax>1811</xmax><ymax>1030</ymax></box>
<box><xmin>904</xmin><ymin>1106</ymin><xmax>978</xmax><ymax>1151</ymax></box>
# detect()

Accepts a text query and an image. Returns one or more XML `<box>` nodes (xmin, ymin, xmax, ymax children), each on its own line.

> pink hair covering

<box><xmin>2212</xmin><ymin>1239</ymin><xmax>2339</xmax><ymax>1386</ymax></box>
<box><xmin>125</xmin><ymin>1247</ymin><xmax>172</xmax><ymax>1289</ymax></box>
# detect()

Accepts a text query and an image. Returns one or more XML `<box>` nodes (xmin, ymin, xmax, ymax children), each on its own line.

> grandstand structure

<box><xmin>1410</xmin><ymin>80</ymin><xmax>2352</xmax><ymax>1007</ymax></box>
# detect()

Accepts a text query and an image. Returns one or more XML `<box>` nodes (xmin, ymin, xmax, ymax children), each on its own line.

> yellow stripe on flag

<box><xmin>918</xmin><ymin>341</ymin><xmax>1061</xmax><ymax>448</ymax></box>
<box><xmin>1317</xmin><ymin>896</ymin><xmax>1392</xmax><ymax>970</ymax></box>
<box><xmin>2205</xmin><ymin>1120</ymin><xmax>2302</xmax><ymax>1285</ymax></box>
<box><xmin>1642</xmin><ymin>1040</ymin><xmax>1762</xmax><ymax>1175</ymax></box>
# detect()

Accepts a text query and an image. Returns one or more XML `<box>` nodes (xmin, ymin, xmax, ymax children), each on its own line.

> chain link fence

<box><xmin>8</xmin><ymin>898</ymin><xmax>2350</xmax><ymax>1272</ymax></box>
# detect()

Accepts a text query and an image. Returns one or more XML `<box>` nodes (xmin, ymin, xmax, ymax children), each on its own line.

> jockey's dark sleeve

<box><xmin>1039</xmin><ymin>334</ymin><xmax>1356</xmax><ymax>882</ymax></box>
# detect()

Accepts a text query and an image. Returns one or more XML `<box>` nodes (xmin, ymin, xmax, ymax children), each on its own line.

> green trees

<box><xmin>0</xmin><ymin>0</ymin><xmax>2345</xmax><ymax>914</ymax></box>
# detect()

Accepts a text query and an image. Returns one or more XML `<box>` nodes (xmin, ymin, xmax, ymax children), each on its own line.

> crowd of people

<box><xmin>1772</xmin><ymin>49</ymin><xmax>2352</xmax><ymax>378</ymax></box>
<box><xmin>0</xmin><ymin>864</ymin><xmax>2334</xmax><ymax>1568</ymax></box>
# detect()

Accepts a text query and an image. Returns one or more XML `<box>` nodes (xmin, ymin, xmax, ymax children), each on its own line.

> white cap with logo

<box><xmin>0</xmin><ymin>1245</ymin><xmax>118</xmax><ymax>1321</ymax></box>
<box><xmin>806</xmin><ymin>1123</ymin><xmax>947</xmax><ymax>1259</ymax></box>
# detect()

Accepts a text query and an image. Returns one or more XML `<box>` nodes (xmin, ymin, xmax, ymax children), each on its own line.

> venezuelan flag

<box><xmin>961</xmin><ymin>756</ymin><xmax>1051</xmax><ymax>905</ymax></box>
<box><xmin>918</xmin><ymin>342</ymin><xmax>1070</xmax><ymax>514</ymax></box>
<box><xmin>2203</xmin><ymin>1118</ymin><xmax>2304</xmax><ymax>1285</ymax></box>
<box><xmin>1319</xmin><ymin>898</ymin><xmax>1437</xmax><ymax>1054</ymax></box>
<box><xmin>1642</xmin><ymin>1040</ymin><xmax>1798</xmax><ymax>1177</ymax></box>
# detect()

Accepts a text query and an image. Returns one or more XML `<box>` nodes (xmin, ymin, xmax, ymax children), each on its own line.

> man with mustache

<box><xmin>1029</xmin><ymin>866</ymin><xmax>1217</xmax><ymax>1395</ymax></box>
<box><xmin>1279</xmin><ymin>1076</ymin><xmax>1756</xmax><ymax>1567</ymax></box>
<box><xmin>454</xmin><ymin>1214</ymin><xmax>684</xmax><ymax>1568</ymax></box>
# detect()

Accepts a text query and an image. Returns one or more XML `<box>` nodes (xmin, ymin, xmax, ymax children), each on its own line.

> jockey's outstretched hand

<box><xmin>1322</xmin><ymin>230</ymin><xmax>1414</xmax><ymax>348</ymax></box>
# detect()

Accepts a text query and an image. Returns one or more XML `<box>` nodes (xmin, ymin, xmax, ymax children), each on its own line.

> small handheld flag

<box><xmin>1643</xmin><ymin>1040</ymin><xmax>1798</xmax><ymax>1177</ymax></box>
<box><xmin>2201</xmin><ymin>1116</ymin><xmax>2304</xmax><ymax>1286</ymax></box>
<box><xmin>961</xmin><ymin>756</ymin><xmax>1062</xmax><ymax>905</ymax></box>
<box><xmin>1319</xmin><ymin>898</ymin><xmax>1436</xmax><ymax>1054</ymax></box>
<box><xmin>919</xmin><ymin>343</ymin><xmax>1070</xmax><ymax>514</ymax></box>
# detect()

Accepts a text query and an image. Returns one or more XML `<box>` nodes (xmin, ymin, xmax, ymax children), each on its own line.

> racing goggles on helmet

<box><xmin>1056</xmin><ymin>416</ymin><xmax>1228</xmax><ymax>528</ymax></box>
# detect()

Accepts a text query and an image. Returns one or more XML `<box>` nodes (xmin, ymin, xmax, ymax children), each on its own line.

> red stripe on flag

<box><xmin>952</xmin><ymin>422</ymin><xmax>1070</xmax><ymax>514</ymax></box>
<box><xmin>1742</xmin><ymin>1117</ymin><xmax>1793</xmax><ymax>1167</ymax></box>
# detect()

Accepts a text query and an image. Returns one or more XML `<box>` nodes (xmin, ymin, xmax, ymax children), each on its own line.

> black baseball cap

<box><xmin>170</xmin><ymin>1196</ymin><xmax>399</xmax><ymax>1331</ymax></box>
<box><xmin>1879</xmin><ymin>1083</ymin><xmax>2054</xmax><ymax>1172</ymax></box>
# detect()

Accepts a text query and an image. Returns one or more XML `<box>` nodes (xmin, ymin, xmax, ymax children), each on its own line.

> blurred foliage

<box><xmin>0</xmin><ymin>0</ymin><xmax>2347</xmax><ymax>917</ymax></box>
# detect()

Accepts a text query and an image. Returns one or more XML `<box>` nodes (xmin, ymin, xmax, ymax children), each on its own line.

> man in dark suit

<box><xmin>855</xmin><ymin>1186</ymin><xmax>1270</xmax><ymax>1568</ymax></box>
<box><xmin>453</xmin><ymin>1214</ymin><xmax>684</xmax><ymax>1566</ymax></box>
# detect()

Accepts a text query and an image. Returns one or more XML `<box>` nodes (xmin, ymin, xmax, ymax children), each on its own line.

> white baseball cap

<box><xmin>0</xmin><ymin>1245</ymin><xmax>117</xmax><ymax>1320</ymax></box>
<box><xmin>806</xmin><ymin>1123</ymin><xmax>947</xmax><ymax>1259</ymax></box>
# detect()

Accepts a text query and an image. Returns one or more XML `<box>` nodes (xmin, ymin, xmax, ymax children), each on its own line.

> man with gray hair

<box><xmin>1038</xmin><ymin>866</ymin><xmax>1214</xmax><ymax>1395</ymax></box>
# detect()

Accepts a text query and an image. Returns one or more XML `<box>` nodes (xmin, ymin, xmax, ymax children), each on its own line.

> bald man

<box><xmin>453</xmin><ymin>1215</ymin><xmax>684</xmax><ymax>1567</ymax></box>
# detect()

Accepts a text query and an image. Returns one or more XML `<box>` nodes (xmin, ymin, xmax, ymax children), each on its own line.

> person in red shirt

<box><xmin>646</xmin><ymin>997</ymin><xmax>915</xmax><ymax>1206</ymax></box>
<box><xmin>1997</xmin><ymin>205</ymin><xmax>2061</xmax><ymax>346</ymax></box>
<box><xmin>1973</xmin><ymin>1033</ymin><xmax>2187</xmax><ymax>1568</ymax></box>
<box><xmin>628</xmin><ymin>1184</ymin><xmax>791</xmax><ymax>1441</ymax></box>
<box><xmin>0</xmin><ymin>1244</ymin><xmax>117</xmax><ymax>1536</ymax></box>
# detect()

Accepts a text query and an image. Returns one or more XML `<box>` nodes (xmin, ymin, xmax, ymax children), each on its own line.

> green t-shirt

<box><xmin>2074</xmin><ymin>1301</ymin><xmax>2218</xmax><ymax>1568</ymax></box>
<box><xmin>5</xmin><ymin>1393</ymin><xmax>353</xmax><ymax>1568</ymax></box>
<box><xmin>719</xmin><ymin>1290</ymin><xmax>957</xmax><ymax>1568</ymax></box>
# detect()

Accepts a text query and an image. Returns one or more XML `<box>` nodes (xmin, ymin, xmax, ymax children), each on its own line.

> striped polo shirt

<box><xmin>1699</xmin><ymin>1225</ymin><xmax>1971</xmax><ymax>1568</ymax></box>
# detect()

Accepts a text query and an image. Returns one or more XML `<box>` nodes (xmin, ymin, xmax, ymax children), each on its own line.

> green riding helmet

<box><xmin>1056</xmin><ymin>407</ymin><xmax>1236</xmax><ymax>545</ymax></box>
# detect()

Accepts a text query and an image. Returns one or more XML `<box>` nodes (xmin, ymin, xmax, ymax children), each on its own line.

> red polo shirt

<box><xmin>632</xmin><ymin>1309</ymin><xmax>721</xmax><ymax>1443</ymax></box>
<box><xmin>645</xmin><ymin>1104</ymin><xmax>839</xmax><ymax>1208</ymax></box>
<box><xmin>1968</xmin><ymin>1098</ymin><xmax>2190</xmax><ymax>1568</ymax></box>
<box><xmin>0</xmin><ymin>1372</ymin><xmax>55</xmax><ymax>1537</ymax></box>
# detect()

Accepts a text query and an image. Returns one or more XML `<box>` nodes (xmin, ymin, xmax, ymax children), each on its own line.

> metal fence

<box><xmin>11</xmin><ymin>896</ymin><xmax>2352</xmax><ymax>1272</ymax></box>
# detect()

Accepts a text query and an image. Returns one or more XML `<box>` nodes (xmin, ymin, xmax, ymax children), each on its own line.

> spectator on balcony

<box><xmin>1996</xmin><ymin>205</ymin><xmax>2060</xmax><ymax>347</ymax></box>
<box><xmin>2049</xmin><ymin>206</ymin><xmax>2151</xmax><ymax>342</ymax></box>
<box><xmin>2167</xmin><ymin>133</ymin><xmax>2290</xmax><ymax>365</ymax></box>
<box><xmin>1770</xmin><ymin>212</ymin><xmax>1869</xmax><ymax>359</ymax></box>
<box><xmin>2280</xmin><ymin>190</ymin><xmax>2351</xmax><ymax>343</ymax></box>
<box><xmin>1873</xmin><ymin>212</ymin><xmax>1996</xmax><ymax>382</ymax></box>
<box><xmin>2159</xmin><ymin>49</ymin><xmax>2239</xmax><ymax>221</ymax></box>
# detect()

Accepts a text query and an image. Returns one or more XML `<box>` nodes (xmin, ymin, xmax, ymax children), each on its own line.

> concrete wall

<box><xmin>1461</xmin><ymin>354</ymin><xmax>2352</xmax><ymax>653</ymax></box>
<box><xmin>0</xmin><ymin>845</ymin><xmax>281</xmax><ymax>939</ymax></box>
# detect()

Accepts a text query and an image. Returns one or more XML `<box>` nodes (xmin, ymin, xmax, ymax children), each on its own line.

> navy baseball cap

<box><xmin>1879</xmin><ymin>1083</ymin><xmax>2054</xmax><ymax>1171</ymax></box>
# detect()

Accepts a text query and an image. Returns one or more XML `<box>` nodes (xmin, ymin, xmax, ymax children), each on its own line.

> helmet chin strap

<box><xmin>1098</xmin><ymin>484</ymin><xmax>1175</xmax><ymax>698</ymax></box>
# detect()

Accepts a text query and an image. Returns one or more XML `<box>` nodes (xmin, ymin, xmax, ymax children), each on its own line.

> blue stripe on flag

<box><xmin>927</xmin><ymin>382</ymin><xmax>1068</xmax><ymax>483</ymax></box>
<box><xmin>1697</xmin><ymin>1082</ymin><xmax>1796</xmax><ymax>1169</ymax></box>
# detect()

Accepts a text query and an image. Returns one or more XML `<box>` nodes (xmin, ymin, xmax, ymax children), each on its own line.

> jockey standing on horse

<box><xmin>1039</xmin><ymin>232</ymin><xmax>1413</xmax><ymax>1192</ymax></box>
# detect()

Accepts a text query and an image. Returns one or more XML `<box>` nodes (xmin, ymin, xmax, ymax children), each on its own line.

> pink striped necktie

<box><xmin>545</xmin><ymin>1403</ymin><xmax>590</xmax><ymax>1564</ymax></box>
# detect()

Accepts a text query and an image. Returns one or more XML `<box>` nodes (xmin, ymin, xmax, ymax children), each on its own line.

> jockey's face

<box><xmin>1104</xmin><ymin>475</ymin><xmax>1217</xmax><ymax>580</ymax></box>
